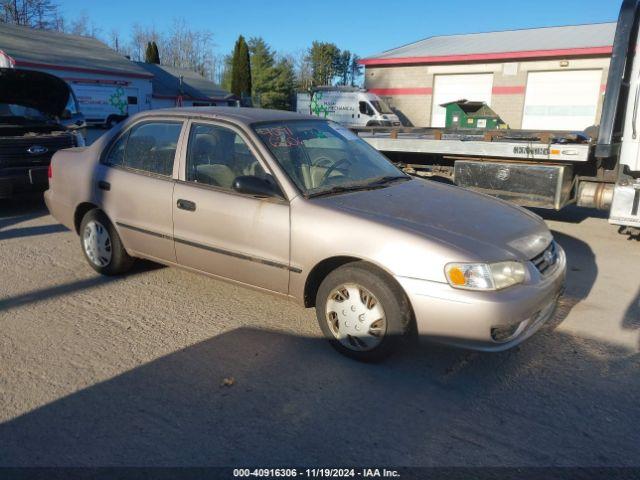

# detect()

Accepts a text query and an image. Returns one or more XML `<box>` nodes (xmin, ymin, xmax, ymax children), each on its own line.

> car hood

<box><xmin>314</xmin><ymin>178</ymin><xmax>552</xmax><ymax>260</ymax></box>
<box><xmin>0</xmin><ymin>68</ymin><xmax>72</xmax><ymax>117</ymax></box>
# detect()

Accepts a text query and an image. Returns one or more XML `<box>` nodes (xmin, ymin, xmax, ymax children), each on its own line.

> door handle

<box><xmin>98</xmin><ymin>181</ymin><xmax>110</xmax><ymax>191</ymax></box>
<box><xmin>177</xmin><ymin>199</ymin><xmax>196</xmax><ymax>211</ymax></box>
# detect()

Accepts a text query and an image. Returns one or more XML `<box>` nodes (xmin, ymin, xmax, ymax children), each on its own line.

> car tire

<box><xmin>79</xmin><ymin>209</ymin><xmax>134</xmax><ymax>275</ymax></box>
<box><xmin>315</xmin><ymin>262</ymin><xmax>413</xmax><ymax>362</ymax></box>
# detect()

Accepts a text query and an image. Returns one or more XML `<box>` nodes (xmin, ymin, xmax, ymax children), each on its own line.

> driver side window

<box><xmin>359</xmin><ymin>101</ymin><xmax>373</xmax><ymax>116</ymax></box>
<box><xmin>186</xmin><ymin>123</ymin><xmax>268</xmax><ymax>191</ymax></box>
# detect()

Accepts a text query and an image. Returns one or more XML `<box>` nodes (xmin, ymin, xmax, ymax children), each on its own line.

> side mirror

<box><xmin>233</xmin><ymin>175</ymin><xmax>284</xmax><ymax>199</ymax></box>
<box><xmin>60</xmin><ymin>109</ymin><xmax>72</xmax><ymax>120</ymax></box>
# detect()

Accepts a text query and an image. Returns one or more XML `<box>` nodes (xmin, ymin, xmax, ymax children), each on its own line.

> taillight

<box><xmin>48</xmin><ymin>163</ymin><xmax>52</xmax><ymax>179</ymax></box>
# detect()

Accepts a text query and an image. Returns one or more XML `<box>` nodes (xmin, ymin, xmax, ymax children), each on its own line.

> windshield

<box><xmin>254</xmin><ymin>120</ymin><xmax>407</xmax><ymax>197</ymax></box>
<box><xmin>370</xmin><ymin>99</ymin><xmax>394</xmax><ymax>115</ymax></box>
<box><xmin>0</xmin><ymin>103</ymin><xmax>49</xmax><ymax>122</ymax></box>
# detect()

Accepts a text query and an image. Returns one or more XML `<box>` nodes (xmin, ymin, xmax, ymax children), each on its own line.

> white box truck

<box><xmin>297</xmin><ymin>87</ymin><xmax>402</xmax><ymax>127</ymax></box>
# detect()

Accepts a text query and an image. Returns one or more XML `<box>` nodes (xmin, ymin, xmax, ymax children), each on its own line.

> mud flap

<box><xmin>609</xmin><ymin>181</ymin><xmax>640</xmax><ymax>228</ymax></box>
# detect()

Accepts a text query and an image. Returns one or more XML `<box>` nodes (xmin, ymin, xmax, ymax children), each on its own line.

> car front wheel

<box><xmin>315</xmin><ymin>262</ymin><xmax>413</xmax><ymax>361</ymax></box>
<box><xmin>80</xmin><ymin>209</ymin><xmax>134</xmax><ymax>275</ymax></box>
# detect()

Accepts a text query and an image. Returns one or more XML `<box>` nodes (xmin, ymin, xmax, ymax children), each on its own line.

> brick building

<box><xmin>360</xmin><ymin>23</ymin><xmax>615</xmax><ymax>130</ymax></box>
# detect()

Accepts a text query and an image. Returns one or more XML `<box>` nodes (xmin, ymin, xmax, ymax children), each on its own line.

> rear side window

<box><xmin>104</xmin><ymin>121</ymin><xmax>183</xmax><ymax>177</ymax></box>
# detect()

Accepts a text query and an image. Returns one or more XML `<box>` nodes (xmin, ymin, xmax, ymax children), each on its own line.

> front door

<box><xmin>172</xmin><ymin>121</ymin><xmax>290</xmax><ymax>294</ymax></box>
<box><xmin>98</xmin><ymin>119</ymin><xmax>184</xmax><ymax>263</ymax></box>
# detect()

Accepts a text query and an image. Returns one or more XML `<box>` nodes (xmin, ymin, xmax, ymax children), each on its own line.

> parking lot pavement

<box><xmin>0</xmin><ymin>195</ymin><xmax>638</xmax><ymax>467</ymax></box>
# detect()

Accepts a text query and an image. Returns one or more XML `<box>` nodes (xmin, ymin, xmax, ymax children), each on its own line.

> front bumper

<box><xmin>396</xmin><ymin>246</ymin><xmax>567</xmax><ymax>351</ymax></box>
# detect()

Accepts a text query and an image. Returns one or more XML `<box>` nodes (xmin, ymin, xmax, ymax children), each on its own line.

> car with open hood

<box><xmin>44</xmin><ymin>107</ymin><xmax>566</xmax><ymax>361</ymax></box>
<box><xmin>0</xmin><ymin>68</ymin><xmax>85</xmax><ymax>199</ymax></box>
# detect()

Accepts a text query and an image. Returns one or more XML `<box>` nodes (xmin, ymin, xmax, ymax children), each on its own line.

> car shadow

<box><xmin>623</xmin><ymin>286</ymin><xmax>639</xmax><ymax>331</ymax></box>
<box><xmin>531</xmin><ymin>205</ymin><xmax>608</xmax><ymax>224</ymax></box>
<box><xmin>0</xmin><ymin>327</ymin><xmax>637</xmax><ymax>467</ymax></box>
<box><xmin>0</xmin><ymin>223</ymin><xmax>68</xmax><ymax>240</ymax></box>
<box><xmin>0</xmin><ymin>260</ymin><xmax>163</xmax><ymax>313</ymax></box>
<box><xmin>544</xmin><ymin>230</ymin><xmax>597</xmax><ymax>330</ymax></box>
<box><xmin>0</xmin><ymin>193</ymin><xmax>48</xmax><ymax>229</ymax></box>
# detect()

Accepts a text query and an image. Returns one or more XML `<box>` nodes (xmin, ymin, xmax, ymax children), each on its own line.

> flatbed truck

<box><xmin>356</xmin><ymin>0</ymin><xmax>640</xmax><ymax>235</ymax></box>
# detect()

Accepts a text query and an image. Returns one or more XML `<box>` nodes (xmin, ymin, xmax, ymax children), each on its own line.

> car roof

<box><xmin>133</xmin><ymin>107</ymin><xmax>319</xmax><ymax>126</ymax></box>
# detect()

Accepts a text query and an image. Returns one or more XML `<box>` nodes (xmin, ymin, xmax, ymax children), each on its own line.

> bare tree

<box><xmin>66</xmin><ymin>10</ymin><xmax>100</xmax><ymax>38</ymax></box>
<box><xmin>162</xmin><ymin>18</ymin><xmax>215</xmax><ymax>79</ymax></box>
<box><xmin>0</xmin><ymin>0</ymin><xmax>61</xmax><ymax>29</ymax></box>
<box><xmin>211</xmin><ymin>54</ymin><xmax>229</xmax><ymax>86</ymax></box>
<box><xmin>128</xmin><ymin>23</ymin><xmax>161</xmax><ymax>62</ymax></box>
<box><xmin>289</xmin><ymin>48</ymin><xmax>313</xmax><ymax>91</ymax></box>
<box><xmin>108</xmin><ymin>28</ymin><xmax>131</xmax><ymax>58</ymax></box>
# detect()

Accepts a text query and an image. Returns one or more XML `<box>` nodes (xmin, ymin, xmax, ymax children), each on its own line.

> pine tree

<box><xmin>308</xmin><ymin>42</ymin><xmax>340</xmax><ymax>86</ymax></box>
<box><xmin>349</xmin><ymin>54</ymin><xmax>363</xmax><ymax>86</ymax></box>
<box><xmin>248</xmin><ymin>37</ymin><xmax>275</xmax><ymax>106</ymax></box>
<box><xmin>335</xmin><ymin>50</ymin><xmax>351</xmax><ymax>86</ymax></box>
<box><xmin>231</xmin><ymin>35</ymin><xmax>252</xmax><ymax>101</ymax></box>
<box><xmin>144</xmin><ymin>42</ymin><xmax>154</xmax><ymax>63</ymax></box>
<box><xmin>151</xmin><ymin>41</ymin><xmax>160</xmax><ymax>64</ymax></box>
<box><xmin>260</xmin><ymin>58</ymin><xmax>295</xmax><ymax>110</ymax></box>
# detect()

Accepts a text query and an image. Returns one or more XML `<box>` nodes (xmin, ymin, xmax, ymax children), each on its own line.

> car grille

<box><xmin>0</xmin><ymin>134</ymin><xmax>75</xmax><ymax>167</ymax></box>
<box><xmin>530</xmin><ymin>241</ymin><xmax>558</xmax><ymax>275</ymax></box>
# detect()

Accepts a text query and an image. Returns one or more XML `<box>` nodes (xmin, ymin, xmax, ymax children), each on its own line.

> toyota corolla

<box><xmin>45</xmin><ymin>108</ymin><xmax>566</xmax><ymax>361</ymax></box>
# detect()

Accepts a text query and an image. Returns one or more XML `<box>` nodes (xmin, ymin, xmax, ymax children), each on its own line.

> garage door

<box><xmin>431</xmin><ymin>73</ymin><xmax>494</xmax><ymax>127</ymax></box>
<box><xmin>522</xmin><ymin>70</ymin><xmax>602</xmax><ymax>131</ymax></box>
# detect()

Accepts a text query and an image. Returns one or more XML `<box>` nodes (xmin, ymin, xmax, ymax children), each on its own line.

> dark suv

<box><xmin>0</xmin><ymin>68</ymin><xmax>85</xmax><ymax>198</ymax></box>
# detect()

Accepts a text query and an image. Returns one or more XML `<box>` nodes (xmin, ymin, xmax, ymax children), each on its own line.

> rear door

<box><xmin>172</xmin><ymin>120</ymin><xmax>290</xmax><ymax>293</ymax></box>
<box><xmin>97</xmin><ymin>119</ymin><xmax>185</xmax><ymax>263</ymax></box>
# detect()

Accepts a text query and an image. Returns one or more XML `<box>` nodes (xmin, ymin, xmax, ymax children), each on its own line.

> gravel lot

<box><xmin>0</xmin><ymin>191</ymin><xmax>638</xmax><ymax>467</ymax></box>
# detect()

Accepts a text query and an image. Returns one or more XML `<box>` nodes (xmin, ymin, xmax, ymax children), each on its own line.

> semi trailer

<box><xmin>356</xmin><ymin>0</ymin><xmax>640</xmax><ymax>235</ymax></box>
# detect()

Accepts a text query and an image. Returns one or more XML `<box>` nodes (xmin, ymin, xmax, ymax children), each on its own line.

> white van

<box><xmin>70</xmin><ymin>84</ymin><xmax>140</xmax><ymax>128</ymax></box>
<box><xmin>297</xmin><ymin>88</ymin><xmax>401</xmax><ymax>127</ymax></box>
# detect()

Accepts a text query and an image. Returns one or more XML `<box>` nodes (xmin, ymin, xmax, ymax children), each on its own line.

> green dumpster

<box><xmin>442</xmin><ymin>99</ymin><xmax>507</xmax><ymax>130</ymax></box>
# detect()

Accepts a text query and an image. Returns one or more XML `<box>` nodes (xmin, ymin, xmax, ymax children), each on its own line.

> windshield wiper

<box><xmin>307</xmin><ymin>184</ymin><xmax>371</xmax><ymax>198</ymax></box>
<box><xmin>307</xmin><ymin>175</ymin><xmax>410</xmax><ymax>198</ymax></box>
<box><xmin>363</xmin><ymin>175</ymin><xmax>411</xmax><ymax>187</ymax></box>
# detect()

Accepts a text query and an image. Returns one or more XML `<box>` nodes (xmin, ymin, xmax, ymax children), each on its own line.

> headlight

<box><xmin>445</xmin><ymin>261</ymin><xmax>526</xmax><ymax>291</ymax></box>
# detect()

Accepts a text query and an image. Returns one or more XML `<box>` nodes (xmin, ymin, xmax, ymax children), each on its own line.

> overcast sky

<box><xmin>60</xmin><ymin>0</ymin><xmax>621</xmax><ymax>58</ymax></box>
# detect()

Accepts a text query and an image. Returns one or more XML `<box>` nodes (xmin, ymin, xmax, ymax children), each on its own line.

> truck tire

<box><xmin>315</xmin><ymin>261</ymin><xmax>413</xmax><ymax>362</ymax></box>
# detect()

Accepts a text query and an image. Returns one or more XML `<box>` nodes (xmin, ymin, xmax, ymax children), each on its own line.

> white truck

<box><xmin>355</xmin><ymin>0</ymin><xmax>640</xmax><ymax>236</ymax></box>
<box><xmin>297</xmin><ymin>87</ymin><xmax>402</xmax><ymax>127</ymax></box>
<box><xmin>70</xmin><ymin>84</ymin><xmax>140</xmax><ymax>128</ymax></box>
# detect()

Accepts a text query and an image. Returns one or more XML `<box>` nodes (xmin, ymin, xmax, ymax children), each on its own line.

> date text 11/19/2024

<box><xmin>233</xmin><ymin>468</ymin><xmax>401</xmax><ymax>478</ymax></box>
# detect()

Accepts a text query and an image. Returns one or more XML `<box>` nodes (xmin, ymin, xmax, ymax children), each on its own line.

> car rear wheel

<box><xmin>315</xmin><ymin>262</ymin><xmax>413</xmax><ymax>361</ymax></box>
<box><xmin>80</xmin><ymin>209</ymin><xmax>133</xmax><ymax>275</ymax></box>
